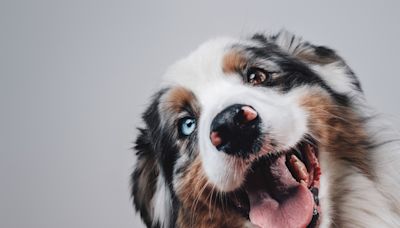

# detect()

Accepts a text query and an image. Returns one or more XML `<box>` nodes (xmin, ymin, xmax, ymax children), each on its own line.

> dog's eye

<box><xmin>246</xmin><ymin>67</ymin><xmax>269</xmax><ymax>85</ymax></box>
<box><xmin>179</xmin><ymin>117</ymin><xmax>196</xmax><ymax>136</ymax></box>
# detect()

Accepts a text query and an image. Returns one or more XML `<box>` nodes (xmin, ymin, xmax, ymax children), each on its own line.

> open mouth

<box><xmin>229</xmin><ymin>139</ymin><xmax>321</xmax><ymax>228</ymax></box>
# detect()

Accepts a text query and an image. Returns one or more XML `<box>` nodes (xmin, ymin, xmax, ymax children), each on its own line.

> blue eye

<box><xmin>179</xmin><ymin>117</ymin><xmax>196</xmax><ymax>136</ymax></box>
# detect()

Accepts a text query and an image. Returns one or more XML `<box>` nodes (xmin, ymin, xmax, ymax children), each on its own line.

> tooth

<box><xmin>290</xmin><ymin>155</ymin><xmax>309</xmax><ymax>184</ymax></box>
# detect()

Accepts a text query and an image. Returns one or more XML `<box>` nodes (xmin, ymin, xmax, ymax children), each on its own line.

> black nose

<box><xmin>210</xmin><ymin>104</ymin><xmax>262</xmax><ymax>157</ymax></box>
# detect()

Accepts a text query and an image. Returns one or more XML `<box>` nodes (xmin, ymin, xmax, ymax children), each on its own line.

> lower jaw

<box><xmin>228</xmin><ymin>140</ymin><xmax>321</xmax><ymax>228</ymax></box>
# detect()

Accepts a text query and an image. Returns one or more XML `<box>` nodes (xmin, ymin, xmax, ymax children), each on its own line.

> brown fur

<box><xmin>300</xmin><ymin>88</ymin><xmax>373</xmax><ymax>227</ymax></box>
<box><xmin>222</xmin><ymin>51</ymin><xmax>247</xmax><ymax>74</ymax></box>
<box><xmin>175</xmin><ymin>156</ymin><xmax>249</xmax><ymax>228</ymax></box>
<box><xmin>163</xmin><ymin>87</ymin><xmax>198</xmax><ymax>114</ymax></box>
<box><xmin>300</xmin><ymin>88</ymin><xmax>372</xmax><ymax>177</ymax></box>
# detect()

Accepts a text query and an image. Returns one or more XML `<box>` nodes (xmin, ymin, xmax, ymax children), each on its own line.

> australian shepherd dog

<box><xmin>131</xmin><ymin>30</ymin><xmax>400</xmax><ymax>228</ymax></box>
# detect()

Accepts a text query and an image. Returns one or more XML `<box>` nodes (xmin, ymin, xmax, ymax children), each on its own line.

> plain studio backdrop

<box><xmin>1</xmin><ymin>1</ymin><xmax>400</xmax><ymax>228</ymax></box>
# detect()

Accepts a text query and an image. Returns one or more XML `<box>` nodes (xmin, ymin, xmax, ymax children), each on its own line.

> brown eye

<box><xmin>246</xmin><ymin>67</ymin><xmax>269</xmax><ymax>85</ymax></box>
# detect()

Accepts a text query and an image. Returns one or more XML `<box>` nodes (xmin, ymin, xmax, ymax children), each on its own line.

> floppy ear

<box><xmin>132</xmin><ymin>88</ymin><xmax>175</xmax><ymax>228</ymax></box>
<box><xmin>270</xmin><ymin>29</ymin><xmax>340</xmax><ymax>65</ymax></box>
<box><xmin>131</xmin><ymin>128</ymin><xmax>159</xmax><ymax>227</ymax></box>
<box><xmin>265</xmin><ymin>30</ymin><xmax>363</xmax><ymax>93</ymax></box>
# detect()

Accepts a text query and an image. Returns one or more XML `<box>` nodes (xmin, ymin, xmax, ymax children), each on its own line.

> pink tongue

<box><xmin>246</xmin><ymin>156</ymin><xmax>314</xmax><ymax>228</ymax></box>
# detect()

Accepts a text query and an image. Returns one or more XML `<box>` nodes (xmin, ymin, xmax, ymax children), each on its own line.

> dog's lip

<box><xmin>228</xmin><ymin>138</ymin><xmax>321</xmax><ymax>228</ymax></box>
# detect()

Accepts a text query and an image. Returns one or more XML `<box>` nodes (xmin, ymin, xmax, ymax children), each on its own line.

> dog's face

<box><xmin>132</xmin><ymin>31</ymin><xmax>369</xmax><ymax>228</ymax></box>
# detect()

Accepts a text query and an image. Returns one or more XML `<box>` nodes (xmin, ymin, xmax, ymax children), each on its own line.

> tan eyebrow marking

<box><xmin>222</xmin><ymin>51</ymin><xmax>247</xmax><ymax>74</ymax></box>
<box><xmin>163</xmin><ymin>87</ymin><xmax>197</xmax><ymax>114</ymax></box>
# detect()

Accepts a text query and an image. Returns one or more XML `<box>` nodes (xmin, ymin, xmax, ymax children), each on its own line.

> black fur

<box><xmin>132</xmin><ymin>88</ymin><xmax>182</xmax><ymax>228</ymax></box>
<box><xmin>131</xmin><ymin>128</ymin><xmax>158</xmax><ymax>227</ymax></box>
<box><xmin>249</xmin><ymin>33</ymin><xmax>363</xmax><ymax>100</ymax></box>
<box><xmin>131</xmin><ymin>31</ymin><xmax>366</xmax><ymax>228</ymax></box>
<box><xmin>243</xmin><ymin>37</ymin><xmax>352</xmax><ymax>106</ymax></box>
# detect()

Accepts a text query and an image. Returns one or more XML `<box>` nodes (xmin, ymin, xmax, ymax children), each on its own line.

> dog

<box><xmin>131</xmin><ymin>30</ymin><xmax>400</xmax><ymax>228</ymax></box>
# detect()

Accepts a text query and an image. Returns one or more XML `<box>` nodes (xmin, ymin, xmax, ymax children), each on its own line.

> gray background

<box><xmin>1</xmin><ymin>1</ymin><xmax>399</xmax><ymax>228</ymax></box>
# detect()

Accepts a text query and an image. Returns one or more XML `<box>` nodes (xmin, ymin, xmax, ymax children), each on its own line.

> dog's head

<box><xmin>132</xmin><ymin>30</ymin><xmax>370</xmax><ymax>228</ymax></box>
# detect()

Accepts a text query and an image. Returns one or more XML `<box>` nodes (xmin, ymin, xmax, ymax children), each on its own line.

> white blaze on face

<box><xmin>163</xmin><ymin>38</ymin><xmax>308</xmax><ymax>192</ymax></box>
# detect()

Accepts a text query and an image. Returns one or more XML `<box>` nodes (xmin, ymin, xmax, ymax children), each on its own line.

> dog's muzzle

<box><xmin>210</xmin><ymin>104</ymin><xmax>262</xmax><ymax>157</ymax></box>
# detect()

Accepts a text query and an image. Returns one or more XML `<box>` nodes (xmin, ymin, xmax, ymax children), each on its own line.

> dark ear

<box><xmin>265</xmin><ymin>30</ymin><xmax>363</xmax><ymax>92</ymax></box>
<box><xmin>131</xmin><ymin>128</ymin><xmax>158</xmax><ymax>227</ymax></box>
<box><xmin>271</xmin><ymin>29</ymin><xmax>340</xmax><ymax>65</ymax></box>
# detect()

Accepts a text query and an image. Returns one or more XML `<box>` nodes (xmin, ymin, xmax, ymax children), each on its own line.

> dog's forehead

<box><xmin>162</xmin><ymin>37</ymin><xmax>258</xmax><ymax>94</ymax></box>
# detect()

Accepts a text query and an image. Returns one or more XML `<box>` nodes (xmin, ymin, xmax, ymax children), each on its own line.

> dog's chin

<box><xmin>227</xmin><ymin>139</ymin><xmax>321</xmax><ymax>228</ymax></box>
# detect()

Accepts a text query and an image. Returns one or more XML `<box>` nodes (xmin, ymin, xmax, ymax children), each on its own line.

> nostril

<box><xmin>240</xmin><ymin>106</ymin><xmax>258</xmax><ymax>123</ymax></box>
<box><xmin>210</xmin><ymin>131</ymin><xmax>222</xmax><ymax>147</ymax></box>
<box><xmin>210</xmin><ymin>104</ymin><xmax>262</xmax><ymax>156</ymax></box>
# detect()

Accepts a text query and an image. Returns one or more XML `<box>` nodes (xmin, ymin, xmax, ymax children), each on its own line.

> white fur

<box><xmin>271</xmin><ymin>30</ymin><xmax>400</xmax><ymax>227</ymax></box>
<box><xmin>164</xmin><ymin>39</ymin><xmax>308</xmax><ymax>191</ymax></box>
<box><xmin>345</xmin><ymin>100</ymin><xmax>400</xmax><ymax>227</ymax></box>
<box><xmin>152</xmin><ymin>174</ymin><xmax>172</xmax><ymax>228</ymax></box>
<box><xmin>157</xmin><ymin>32</ymin><xmax>400</xmax><ymax>227</ymax></box>
<box><xmin>312</xmin><ymin>62</ymin><xmax>359</xmax><ymax>96</ymax></box>
<box><xmin>320</xmin><ymin>151</ymin><xmax>400</xmax><ymax>227</ymax></box>
<box><xmin>274</xmin><ymin>29</ymin><xmax>306</xmax><ymax>55</ymax></box>
<box><xmin>197</xmin><ymin>82</ymin><xmax>308</xmax><ymax>191</ymax></box>
<box><xmin>317</xmin><ymin>150</ymin><xmax>333</xmax><ymax>228</ymax></box>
